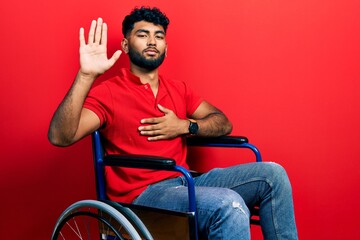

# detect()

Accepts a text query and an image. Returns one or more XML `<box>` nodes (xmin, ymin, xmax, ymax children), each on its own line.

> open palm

<box><xmin>79</xmin><ymin>18</ymin><xmax>121</xmax><ymax>77</ymax></box>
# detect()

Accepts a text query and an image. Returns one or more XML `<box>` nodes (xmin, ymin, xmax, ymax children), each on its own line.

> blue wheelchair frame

<box><xmin>92</xmin><ymin>130</ymin><xmax>262</xmax><ymax>240</ymax></box>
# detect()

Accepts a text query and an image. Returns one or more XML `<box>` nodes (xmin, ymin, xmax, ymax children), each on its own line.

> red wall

<box><xmin>1</xmin><ymin>0</ymin><xmax>359</xmax><ymax>239</ymax></box>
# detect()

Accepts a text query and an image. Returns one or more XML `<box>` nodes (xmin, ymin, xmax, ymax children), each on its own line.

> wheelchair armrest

<box><xmin>186</xmin><ymin>135</ymin><xmax>248</xmax><ymax>146</ymax></box>
<box><xmin>103</xmin><ymin>154</ymin><xmax>198</xmax><ymax>217</ymax></box>
<box><xmin>103</xmin><ymin>154</ymin><xmax>176</xmax><ymax>170</ymax></box>
<box><xmin>186</xmin><ymin>135</ymin><xmax>262</xmax><ymax>162</ymax></box>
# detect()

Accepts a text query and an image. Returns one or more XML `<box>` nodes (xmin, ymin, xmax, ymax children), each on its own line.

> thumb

<box><xmin>157</xmin><ymin>104</ymin><xmax>170</xmax><ymax>114</ymax></box>
<box><xmin>109</xmin><ymin>50</ymin><xmax>122</xmax><ymax>66</ymax></box>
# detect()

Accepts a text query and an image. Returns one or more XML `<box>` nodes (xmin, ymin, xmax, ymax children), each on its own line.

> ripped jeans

<box><xmin>133</xmin><ymin>162</ymin><xmax>298</xmax><ymax>240</ymax></box>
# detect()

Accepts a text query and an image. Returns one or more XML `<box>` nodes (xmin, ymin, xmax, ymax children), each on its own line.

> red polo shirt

<box><xmin>83</xmin><ymin>68</ymin><xmax>203</xmax><ymax>203</ymax></box>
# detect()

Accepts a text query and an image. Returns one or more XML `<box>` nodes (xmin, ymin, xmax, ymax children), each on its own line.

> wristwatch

<box><xmin>188</xmin><ymin>119</ymin><xmax>199</xmax><ymax>135</ymax></box>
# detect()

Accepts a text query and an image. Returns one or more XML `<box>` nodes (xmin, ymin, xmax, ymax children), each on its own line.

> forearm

<box><xmin>48</xmin><ymin>71</ymin><xmax>95</xmax><ymax>146</ymax></box>
<box><xmin>195</xmin><ymin>112</ymin><xmax>233</xmax><ymax>137</ymax></box>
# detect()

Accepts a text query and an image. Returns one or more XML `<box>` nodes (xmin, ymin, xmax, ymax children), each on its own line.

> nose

<box><xmin>147</xmin><ymin>35</ymin><xmax>156</xmax><ymax>46</ymax></box>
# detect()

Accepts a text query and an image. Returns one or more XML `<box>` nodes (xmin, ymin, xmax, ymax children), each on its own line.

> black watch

<box><xmin>188</xmin><ymin>120</ymin><xmax>199</xmax><ymax>135</ymax></box>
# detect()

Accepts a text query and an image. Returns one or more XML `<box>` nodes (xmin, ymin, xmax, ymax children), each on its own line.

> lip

<box><xmin>144</xmin><ymin>48</ymin><xmax>159</xmax><ymax>54</ymax></box>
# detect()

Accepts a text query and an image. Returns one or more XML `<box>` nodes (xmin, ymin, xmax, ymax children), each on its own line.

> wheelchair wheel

<box><xmin>51</xmin><ymin>200</ymin><xmax>143</xmax><ymax>240</ymax></box>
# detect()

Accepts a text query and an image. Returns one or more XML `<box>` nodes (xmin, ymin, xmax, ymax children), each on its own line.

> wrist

<box><xmin>77</xmin><ymin>70</ymin><xmax>99</xmax><ymax>81</ymax></box>
<box><xmin>187</xmin><ymin>119</ymin><xmax>199</xmax><ymax>135</ymax></box>
<box><xmin>76</xmin><ymin>70</ymin><xmax>98</xmax><ymax>86</ymax></box>
<box><xmin>72</xmin><ymin>71</ymin><xmax>97</xmax><ymax>94</ymax></box>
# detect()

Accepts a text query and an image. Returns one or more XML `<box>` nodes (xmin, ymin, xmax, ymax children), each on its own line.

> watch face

<box><xmin>189</xmin><ymin>121</ymin><xmax>199</xmax><ymax>134</ymax></box>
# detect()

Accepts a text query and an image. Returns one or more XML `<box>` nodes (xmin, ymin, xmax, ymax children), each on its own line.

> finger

<box><xmin>157</xmin><ymin>104</ymin><xmax>170</xmax><ymax>114</ymax></box>
<box><xmin>108</xmin><ymin>50</ymin><xmax>122</xmax><ymax>66</ymax></box>
<box><xmin>100</xmin><ymin>22</ymin><xmax>107</xmax><ymax>45</ymax></box>
<box><xmin>94</xmin><ymin>17</ymin><xmax>103</xmax><ymax>44</ymax></box>
<box><xmin>138</xmin><ymin>124</ymin><xmax>160</xmax><ymax>131</ymax></box>
<box><xmin>88</xmin><ymin>20</ymin><xmax>97</xmax><ymax>44</ymax></box>
<box><xmin>140</xmin><ymin>117</ymin><xmax>162</xmax><ymax>124</ymax></box>
<box><xmin>140</xmin><ymin>130</ymin><xmax>157</xmax><ymax>136</ymax></box>
<box><xmin>79</xmin><ymin>27</ymin><xmax>85</xmax><ymax>46</ymax></box>
<box><xmin>147</xmin><ymin>135</ymin><xmax>164</xmax><ymax>141</ymax></box>
<box><xmin>140</xmin><ymin>129</ymin><xmax>161</xmax><ymax>136</ymax></box>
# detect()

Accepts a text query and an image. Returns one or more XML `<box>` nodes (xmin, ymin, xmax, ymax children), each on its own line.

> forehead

<box><xmin>131</xmin><ymin>20</ymin><xmax>165</xmax><ymax>34</ymax></box>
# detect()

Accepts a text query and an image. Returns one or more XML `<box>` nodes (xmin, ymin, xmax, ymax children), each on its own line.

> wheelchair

<box><xmin>51</xmin><ymin>130</ymin><xmax>262</xmax><ymax>240</ymax></box>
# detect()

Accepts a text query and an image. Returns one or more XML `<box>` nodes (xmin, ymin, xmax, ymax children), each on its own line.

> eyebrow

<box><xmin>135</xmin><ymin>29</ymin><xmax>166</xmax><ymax>35</ymax></box>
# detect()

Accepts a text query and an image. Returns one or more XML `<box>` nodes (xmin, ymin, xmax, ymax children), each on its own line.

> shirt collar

<box><xmin>119</xmin><ymin>68</ymin><xmax>164</xmax><ymax>86</ymax></box>
<box><xmin>120</xmin><ymin>68</ymin><xmax>143</xmax><ymax>85</ymax></box>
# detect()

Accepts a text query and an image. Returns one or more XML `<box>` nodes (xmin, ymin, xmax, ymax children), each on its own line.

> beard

<box><xmin>128</xmin><ymin>46</ymin><xmax>166</xmax><ymax>71</ymax></box>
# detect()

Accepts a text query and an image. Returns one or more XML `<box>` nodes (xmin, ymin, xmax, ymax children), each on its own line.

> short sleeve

<box><xmin>83</xmin><ymin>83</ymin><xmax>114</xmax><ymax>127</ymax></box>
<box><xmin>184</xmin><ymin>83</ymin><xmax>203</xmax><ymax>116</ymax></box>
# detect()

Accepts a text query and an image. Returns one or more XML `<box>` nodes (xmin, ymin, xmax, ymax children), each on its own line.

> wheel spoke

<box><xmin>51</xmin><ymin>200</ymin><xmax>145</xmax><ymax>240</ymax></box>
<box><xmin>65</xmin><ymin>219</ymin><xmax>83</xmax><ymax>239</ymax></box>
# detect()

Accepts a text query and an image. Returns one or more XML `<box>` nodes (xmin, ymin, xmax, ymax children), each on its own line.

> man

<box><xmin>49</xmin><ymin>7</ymin><xmax>298</xmax><ymax>239</ymax></box>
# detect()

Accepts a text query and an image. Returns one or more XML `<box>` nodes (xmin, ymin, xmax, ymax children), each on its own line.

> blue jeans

<box><xmin>133</xmin><ymin>162</ymin><xmax>298</xmax><ymax>239</ymax></box>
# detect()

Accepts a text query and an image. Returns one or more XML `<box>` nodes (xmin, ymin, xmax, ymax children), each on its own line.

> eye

<box><xmin>137</xmin><ymin>34</ymin><xmax>147</xmax><ymax>38</ymax></box>
<box><xmin>155</xmin><ymin>35</ymin><xmax>165</xmax><ymax>40</ymax></box>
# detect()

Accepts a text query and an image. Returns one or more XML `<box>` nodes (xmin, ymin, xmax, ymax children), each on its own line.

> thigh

<box><xmin>194</xmin><ymin>162</ymin><xmax>286</xmax><ymax>208</ymax></box>
<box><xmin>133</xmin><ymin>180</ymin><xmax>251</xmax><ymax>239</ymax></box>
<box><xmin>133</xmin><ymin>177</ymin><xmax>248</xmax><ymax>214</ymax></box>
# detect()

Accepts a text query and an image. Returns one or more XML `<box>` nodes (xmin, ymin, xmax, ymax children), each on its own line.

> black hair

<box><xmin>122</xmin><ymin>6</ymin><xmax>170</xmax><ymax>37</ymax></box>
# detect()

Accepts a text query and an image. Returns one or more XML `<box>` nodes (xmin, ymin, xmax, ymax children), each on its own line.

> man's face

<box><xmin>125</xmin><ymin>21</ymin><xmax>167</xmax><ymax>70</ymax></box>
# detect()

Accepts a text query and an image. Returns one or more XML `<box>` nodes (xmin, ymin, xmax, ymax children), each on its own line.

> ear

<box><xmin>121</xmin><ymin>38</ymin><xmax>129</xmax><ymax>53</ymax></box>
<box><xmin>165</xmin><ymin>46</ymin><xmax>168</xmax><ymax>57</ymax></box>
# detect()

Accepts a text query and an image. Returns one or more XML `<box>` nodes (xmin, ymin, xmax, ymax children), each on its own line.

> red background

<box><xmin>1</xmin><ymin>0</ymin><xmax>359</xmax><ymax>239</ymax></box>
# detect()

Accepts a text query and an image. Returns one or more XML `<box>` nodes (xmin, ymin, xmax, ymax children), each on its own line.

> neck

<box><xmin>130</xmin><ymin>64</ymin><xmax>159</xmax><ymax>96</ymax></box>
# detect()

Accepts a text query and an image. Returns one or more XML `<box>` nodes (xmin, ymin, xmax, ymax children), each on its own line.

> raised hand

<box><xmin>79</xmin><ymin>18</ymin><xmax>121</xmax><ymax>78</ymax></box>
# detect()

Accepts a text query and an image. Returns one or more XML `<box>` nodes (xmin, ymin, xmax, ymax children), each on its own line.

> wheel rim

<box><xmin>53</xmin><ymin>208</ymin><xmax>127</xmax><ymax>240</ymax></box>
